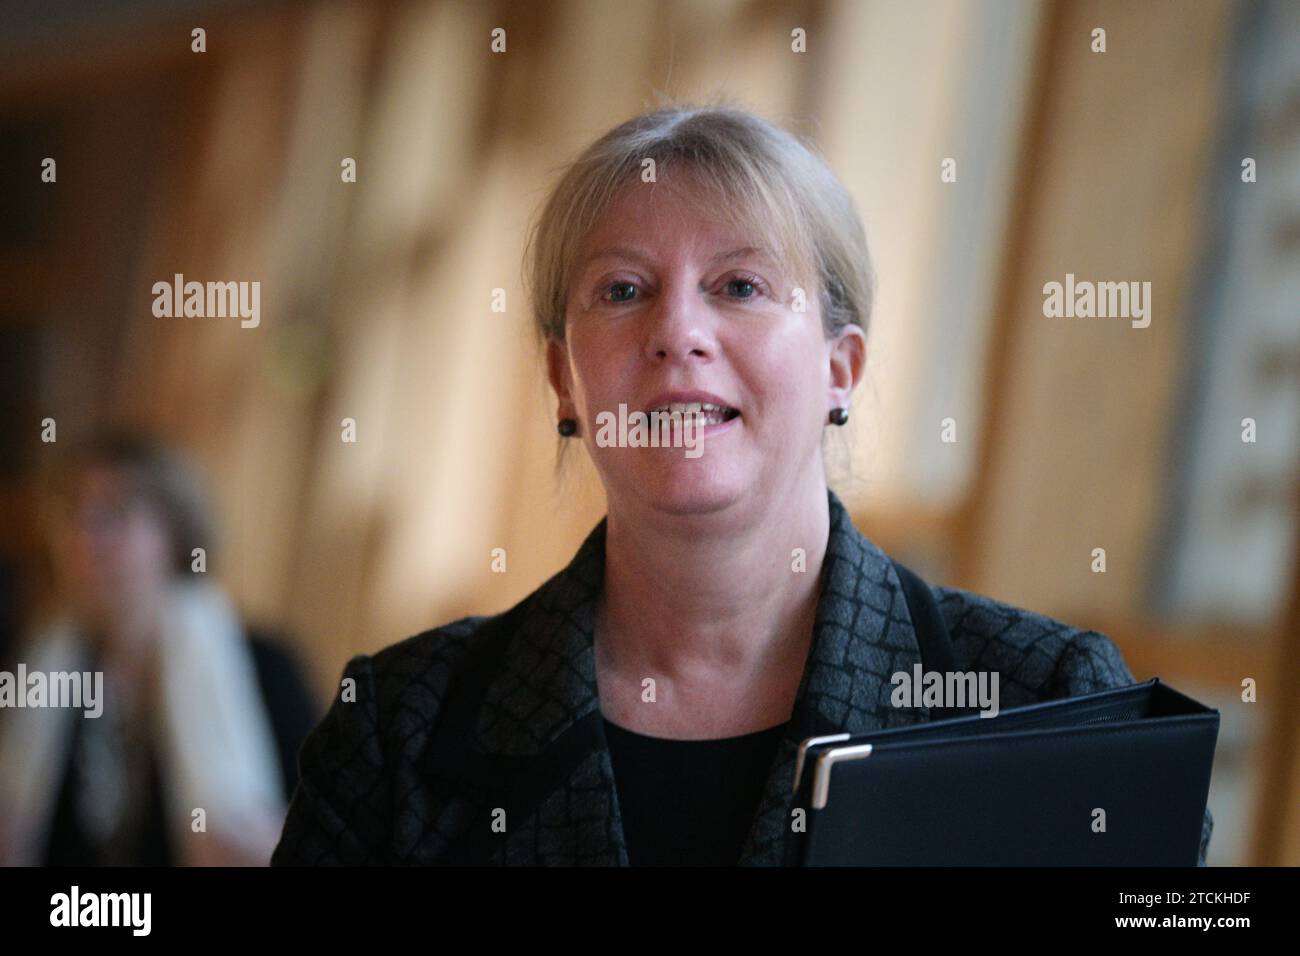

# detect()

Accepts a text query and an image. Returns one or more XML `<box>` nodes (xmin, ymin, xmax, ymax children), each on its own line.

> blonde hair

<box><xmin>524</xmin><ymin>101</ymin><xmax>874</xmax><ymax>346</ymax></box>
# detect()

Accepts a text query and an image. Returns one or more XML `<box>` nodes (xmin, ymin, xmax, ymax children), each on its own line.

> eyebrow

<box><xmin>580</xmin><ymin>245</ymin><xmax>774</xmax><ymax>268</ymax></box>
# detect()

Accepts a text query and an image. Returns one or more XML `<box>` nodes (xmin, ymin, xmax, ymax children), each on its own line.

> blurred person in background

<box><xmin>0</xmin><ymin>431</ymin><xmax>315</xmax><ymax>866</ymax></box>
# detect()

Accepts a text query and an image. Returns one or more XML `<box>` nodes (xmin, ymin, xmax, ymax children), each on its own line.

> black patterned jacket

<box><xmin>272</xmin><ymin>490</ymin><xmax>1213</xmax><ymax>866</ymax></box>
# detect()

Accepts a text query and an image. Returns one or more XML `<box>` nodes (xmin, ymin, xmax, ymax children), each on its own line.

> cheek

<box><xmin>568</xmin><ymin>330</ymin><xmax>633</xmax><ymax>408</ymax></box>
<box><xmin>119</xmin><ymin>515</ymin><xmax>173</xmax><ymax>579</ymax></box>
<box><xmin>63</xmin><ymin>530</ymin><xmax>107</xmax><ymax>586</ymax></box>
<box><xmin>732</xmin><ymin>322</ymin><xmax>828</xmax><ymax>417</ymax></box>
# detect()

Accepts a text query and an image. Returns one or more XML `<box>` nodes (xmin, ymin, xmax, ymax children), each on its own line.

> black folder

<box><xmin>786</xmin><ymin>678</ymin><xmax>1218</xmax><ymax>866</ymax></box>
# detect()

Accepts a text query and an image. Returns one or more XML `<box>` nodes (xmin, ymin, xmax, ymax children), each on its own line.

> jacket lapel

<box><xmin>420</xmin><ymin>514</ymin><xmax>626</xmax><ymax>864</ymax></box>
<box><xmin>422</xmin><ymin>490</ymin><xmax>928</xmax><ymax>865</ymax></box>
<box><xmin>737</xmin><ymin>492</ymin><xmax>930</xmax><ymax>864</ymax></box>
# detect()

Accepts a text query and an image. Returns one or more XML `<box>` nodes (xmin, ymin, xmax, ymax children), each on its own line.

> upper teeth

<box><xmin>650</xmin><ymin>402</ymin><xmax>728</xmax><ymax>415</ymax></box>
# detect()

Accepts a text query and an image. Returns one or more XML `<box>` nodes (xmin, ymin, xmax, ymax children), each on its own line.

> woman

<box><xmin>0</xmin><ymin>433</ymin><xmax>305</xmax><ymax>865</ymax></box>
<box><xmin>272</xmin><ymin>103</ymin><xmax>1212</xmax><ymax>866</ymax></box>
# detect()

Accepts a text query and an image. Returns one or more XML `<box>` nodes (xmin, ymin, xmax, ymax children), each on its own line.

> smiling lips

<box><xmin>642</xmin><ymin>392</ymin><xmax>742</xmax><ymax>426</ymax></box>
<box><xmin>646</xmin><ymin>401</ymin><xmax>740</xmax><ymax>426</ymax></box>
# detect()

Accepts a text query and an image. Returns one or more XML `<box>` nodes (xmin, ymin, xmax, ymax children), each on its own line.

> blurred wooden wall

<box><xmin>858</xmin><ymin>0</ymin><xmax>1298</xmax><ymax>865</ymax></box>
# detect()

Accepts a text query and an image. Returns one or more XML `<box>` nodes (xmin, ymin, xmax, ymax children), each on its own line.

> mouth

<box><xmin>644</xmin><ymin>401</ymin><xmax>742</xmax><ymax>427</ymax></box>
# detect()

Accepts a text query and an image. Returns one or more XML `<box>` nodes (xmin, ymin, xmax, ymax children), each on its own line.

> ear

<box><xmin>827</xmin><ymin>323</ymin><xmax>867</xmax><ymax>412</ymax></box>
<box><xmin>546</xmin><ymin>338</ymin><xmax>574</xmax><ymax>413</ymax></box>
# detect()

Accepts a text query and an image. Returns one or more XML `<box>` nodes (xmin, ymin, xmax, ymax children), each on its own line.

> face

<box><xmin>54</xmin><ymin>465</ymin><xmax>174</xmax><ymax>628</ymax></box>
<box><xmin>548</xmin><ymin>173</ymin><xmax>866</xmax><ymax>524</ymax></box>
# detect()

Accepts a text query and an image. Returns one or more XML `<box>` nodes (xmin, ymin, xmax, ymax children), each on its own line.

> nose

<box><xmin>642</xmin><ymin>281</ymin><xmax>715</xmax><ymax>364</ymax></box>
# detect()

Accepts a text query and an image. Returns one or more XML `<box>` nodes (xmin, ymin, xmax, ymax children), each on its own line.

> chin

<box><xmin>646</xmin><ymin>488</ymin><xmax>738</xmax><ymax>517</ymax></box>
<box><xmin>626</xmin><ymin>454</ymin><xmax>751</xmax><ymax>517</ymax></box>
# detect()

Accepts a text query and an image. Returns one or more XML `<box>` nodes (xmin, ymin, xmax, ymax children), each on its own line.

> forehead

<box><xmin>77</xmin><ymin>465</ymin><xmax>131</xmax><ymax>500</ymax></box>
<box><xmin>573</xmin><ymin>175</ymin><xmax>787</xmax><ymax>271</ymax></box>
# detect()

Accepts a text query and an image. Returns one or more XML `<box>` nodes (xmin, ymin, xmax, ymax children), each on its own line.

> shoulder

<box><xmin>273</xmin><ymin>612</ymin><xmax>506</xmax><ymax>864</ymax></box>
<box><xmin>340</xmin><ymin>613</ymin><xmax>496</xmax><ymax>725</ymax></box>
<box><xmin>370</xmin><ymin>613</ymin><xmax>490</xmax><ymax>681</ymax></box>
<box><xmin>929</xmin><ymin>582</ymin><xmax>1136</xmax><ymax>706</ymax></box>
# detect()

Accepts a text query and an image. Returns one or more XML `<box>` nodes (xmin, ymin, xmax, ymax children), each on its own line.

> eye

<box><xmin>720</xmin><ymin>272</ymin><xmax>770</xmax><ymax>299</ymax></box>
<box><xmin>603</xmin><ymin>281</ymin><xmax>638</xmax><ymax>303</ymax></box>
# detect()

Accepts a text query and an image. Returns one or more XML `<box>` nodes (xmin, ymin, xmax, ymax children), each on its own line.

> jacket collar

<box><xmin>424</xmin><ymin>488</ymin><xmax>929</xmax><ymax>865</ymax></box>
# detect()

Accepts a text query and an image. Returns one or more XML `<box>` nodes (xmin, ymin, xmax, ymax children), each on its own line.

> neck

<box><xmin>85</xmin><ymin>586</ymin><xmax>168</xmax><ymax>662</ymax></box>
<box><xmin>596</xmin><ymin>477</ymin><xmax>832</xmax><ymax>691</ymax></box>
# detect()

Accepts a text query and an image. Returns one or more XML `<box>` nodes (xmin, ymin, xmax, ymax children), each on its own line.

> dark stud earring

<box><xmin>557</xmin><ymin>418</ymin><xmax>577</xmax><ymax>437</ymax></box>
<box><xmin>828</xmin><ymin>407</ymin><xmax>849</xmax><ymax>426</ymax></box>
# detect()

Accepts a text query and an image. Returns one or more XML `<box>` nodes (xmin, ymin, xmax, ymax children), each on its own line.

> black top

<box><xmin>602</xmin><ymin>717</ymin><xmax>787</xmax><ymax>866</ymax></box>
<box><xmin>42</xmin><ymin>710</ymin><xmax>173</xmax><ymax>866</ymax></box>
